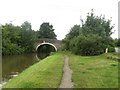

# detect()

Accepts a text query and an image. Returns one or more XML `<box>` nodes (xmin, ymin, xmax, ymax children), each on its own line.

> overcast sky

<box><xmin>0</xmin><ymin>0</ymin><xmax>119</xmax><ymax>40</ymax></box>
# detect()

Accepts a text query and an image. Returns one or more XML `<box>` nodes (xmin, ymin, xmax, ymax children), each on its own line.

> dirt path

<box><xmin>59</xmin><ymin>55</ymin><xmax>74</xmax><ymax>88</ymax></box>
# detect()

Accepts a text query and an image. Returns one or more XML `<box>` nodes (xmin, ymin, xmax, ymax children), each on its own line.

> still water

<box><xmin>1</xmin><ymin>53</ymin><xmax>48</xmax><ymax>85</ymax></box>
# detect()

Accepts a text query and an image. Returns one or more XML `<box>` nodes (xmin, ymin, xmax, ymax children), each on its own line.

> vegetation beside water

<box><xmin>3</xmin><ymin>52</ymin><xmax>118</xmax><ymax>88</ymax></box>
<box><xmin>3</xmin><ymin>53</ymin><xmax>64</xmax><ymax>88</ymax></box>
<box><xmin>1</xmin><ymin>22</ymin><xmax>57</xmax><ymax>55</ymax></box>
<box><xmin>1</xmin><ymin>9</ymin><xmax>119</xmax><ymax>88</ymax></box>
<box><xmin>1</xmin><ymin>22</ymin><xmax>36</xmax><ymax>55</ymax></box>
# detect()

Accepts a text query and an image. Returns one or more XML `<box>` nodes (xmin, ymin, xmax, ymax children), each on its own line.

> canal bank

<box><xmin>2</xmin><ymin>52</ymin><xmax>64</xmax><ymax>88</ymax></box>
<box><xmin>1</xmin><ymin>52</ymin><xmax>51</xmax><ymax>87</ymax></box>
<box><xmin>2</xmin><ymin>52</ymin><xmax>118</xmax><ymax>88</ymax></box>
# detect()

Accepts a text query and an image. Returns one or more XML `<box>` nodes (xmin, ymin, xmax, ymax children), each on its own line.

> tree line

<box><xmin>1</xmin><ymin>21</ymin><xmax>57</xmax><ymax>55</ymax></box>
<box><xmin>62</xmin><ymin>10</ymin><xmax>119</xmax><ymax>56</ymax></box>
<box><xmin>1</xmin><ymin>10</ymin><xmax>120</xmax><ymax>56</ymax></box>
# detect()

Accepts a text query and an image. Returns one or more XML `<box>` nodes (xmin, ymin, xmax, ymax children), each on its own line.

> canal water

<box><xmin>0</xmin><ymin>53</ymin><xmax>48</xmax><ymax>86</ymax></box>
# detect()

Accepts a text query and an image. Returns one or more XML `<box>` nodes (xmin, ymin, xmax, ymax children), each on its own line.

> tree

<box><xmin>20</xmin><ymin>21</ymin><xmax>35</xmax><ymax>53</ymax></box>
<box><xmin>63</xmin><ymin>10</ymin><xmax>115</xmax><ymax>56</ymax></box>
<box><xmin>81</xmin><ymin>11</ymin><xmax>114</xmax><ymax>37</ymax></box>
<box><xmin>116</xmin><ymin>38</ymin><xmax>120</xmax><ymax>47</ymax></box>
<box><xmin>62</xmin><ymin>25</ymin><xmax>81</xmax><ymax>50</ymax></box>
<box><xmin>38</xmin><ymin>22</ymin><xmax>57</xmax><ymax>39</ymax></box>
<box><xmin>68</xmin><ymin>25</ymin><xmax>81</xmax><ymax>38</ymax></box>
<box><xmin>2</xmin><ymin>21</ymin><xmax>36</xmax><ymax>55</ymax></box>
<box><xmin>2</xmin><ymin>23</ymin><xmax>23</xmax><ymax>55</ymax></box>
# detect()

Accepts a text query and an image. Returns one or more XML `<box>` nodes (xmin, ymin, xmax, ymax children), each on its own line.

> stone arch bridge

<box><xmin>34</xmin><ymin>38</ymin><xmax>62</xmax><ymax>51</ymax></box>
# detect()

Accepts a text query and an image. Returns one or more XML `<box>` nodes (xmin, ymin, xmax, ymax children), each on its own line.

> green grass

<box><xmin>107</xmin><ymin>52</ymin><xmax>120</xmax><ymax>56</ymax></box>
<box><xmin>3</xmin><ymin>52</ymin><xmax>64</xmax><ymax>88</ymax></box>
<box><xmin>68</xmin><ymin>53</ymin><xmax>118</xmax><ymax>88</ymax></box>
<box><xmin>3</xmin><ymin>51</ymin><xmax>119</xmax><ymax>88</ymax></box>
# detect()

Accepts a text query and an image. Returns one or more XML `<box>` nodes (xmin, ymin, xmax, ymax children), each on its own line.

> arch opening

<box><xmin>36</xmin><ymin>43</ymin><xmax>57</xmax><ymax>60</ymax></box>
<box><xmin>36</xmin><ymin>42</ymin><xmax>57</xmax><ymax>52</ymax></box>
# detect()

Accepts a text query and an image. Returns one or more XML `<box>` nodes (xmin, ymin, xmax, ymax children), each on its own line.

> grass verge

<box><xmin>68</xmin><ymin>52</ymin><xmax>118</xmax><ymax>88</ymax></box>
<box><xmin>3</xmin><ymin>52</ymin><xmax>64</xmax><ymax>88</ymax></box>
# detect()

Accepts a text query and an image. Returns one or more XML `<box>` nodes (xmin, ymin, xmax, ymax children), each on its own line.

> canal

<box><xmin>1</xmin><ymin>52</ymin><xmax>48</xmax><ymax>86</ymax></box>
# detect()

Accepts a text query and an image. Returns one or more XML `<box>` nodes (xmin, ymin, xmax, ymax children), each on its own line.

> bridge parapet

<box><xmin>34</xmin><ymin>38</ymin><xmax>62</xmax><ymax>50</ymax></box>
<box><xmin>36</xmin><ymin>38</ymin><xmax>61</xmax><ymax>43</ymax></box>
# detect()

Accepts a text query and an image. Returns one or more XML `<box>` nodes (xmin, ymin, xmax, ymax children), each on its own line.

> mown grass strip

<box><xmin>3</xmin><ymin>52</ymin><xmax>64</xmax><ymax>88</ymax></box>
<box><xmin>68</xmin><ymin>53</ymin><xmax>118</xmax><ymax>88</ymax></box>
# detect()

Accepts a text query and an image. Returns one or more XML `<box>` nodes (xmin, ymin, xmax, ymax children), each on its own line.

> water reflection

<box><xmin>2</xmin><ymin>53</ymin><xmax>39</xmax><ymax>83</ymax></box>
<box><xmin>36</xmin><ymin>44</ymin><xmax>55</xmax><ymax>60</ymax></box>
<box><xmin>36</xmin><ymin>52</ymin><xmax>49</xmax><ymax>60</ymax></box>
<box><xmin>1</xmin><ymin>50</ymin><xmax>53</xmax><ymax>86</ymax></box>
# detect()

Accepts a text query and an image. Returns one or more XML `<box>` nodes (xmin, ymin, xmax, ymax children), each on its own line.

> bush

<box><xmin>116</xmin><ymin>38</ymin><xmax>120</xmax><ymax>47</ymax></box>
<box><xmin>70</xmin><ymin>34</ymin><xmax>105</xmax><ymax>56</ymax></box>
<box><xmin>108</xmin><ymin>46</ymin><xmax>115</xmax><ymax>52</ymax></box>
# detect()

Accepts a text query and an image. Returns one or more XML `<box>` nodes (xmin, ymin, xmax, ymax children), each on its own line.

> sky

<box><xmin>0</xmin><ymin>0</ymin><xmax>119</xmax><ymax>40</ymax></box>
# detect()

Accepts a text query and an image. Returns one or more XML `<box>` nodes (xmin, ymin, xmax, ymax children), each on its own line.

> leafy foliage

<box><xmin>69</xmin><ymin>34</ymin><xmax>104</xmax><ymax>55</ymax></box>
<box><xmin>62</xmin><ymin>25</ymin><xmax>81</xmax><ymax>50</ymax></box>
<box><xmin>2</xmin><ymin>21</ymin><xmax>57</xmax><ymax>55</ymax></box>
<box><xmin>20</xmin><ymin>21</ymin><xmax>36</xmax><ymax>53</ymax></box>
<box><xmin>2</xmin><ymin>21</ymin><xmax>36</xmax><ymax>55</ymax></box>
<box><xmin>115</xmin><ymin>38</ymin><xmax>120</xmax><ymax>47</ymax></box>
<box><xmin>38</xmin><ymin>22</ymin><xmax>57</xmax><ymax>39</ymax></box>
<box><xmin>62</xmin><ymin>10</ymin><xmax>115</xmax><ymax>56</ymax></box>
<box><xmin>2</xmin><ymin>24</ymin><xmax>23</xmax><ymax>55</ymax></box>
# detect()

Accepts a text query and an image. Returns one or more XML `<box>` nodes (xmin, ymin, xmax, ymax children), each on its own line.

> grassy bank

<box><xmin>3</xmin><ymin>51</ymin><xmax>118</xmax><ymax>88</ymax></box>
<box><xmin>3</xmin><ymin>52</ymin><xmax>64</xmax><ymax>88</ymax></box>
<box><xmin>106</xmin><ymin>52</ymin><xmax>120</xmax><ymax>58</ymax></box>
<box><xmin>68</xmin><ymin>53</ymin><xmax>118</xmax><ymax>88</ymax></box>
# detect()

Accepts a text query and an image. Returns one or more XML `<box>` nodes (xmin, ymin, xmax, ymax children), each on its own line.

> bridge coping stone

<box><xmin>34</xmin><ymin>38</ymin><xmax>62</xmax><ymax>51</ymax></box>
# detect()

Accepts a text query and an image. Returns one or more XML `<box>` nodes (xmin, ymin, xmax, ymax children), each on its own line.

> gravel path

<box><xmin>59</xmin><ymin>55</ymin><xmax>74</xmax><ymax>88</ymax></box>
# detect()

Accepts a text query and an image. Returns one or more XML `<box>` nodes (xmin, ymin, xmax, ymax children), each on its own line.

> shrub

<box><xmin>108</xmin><ymin>46</ymin><xmax>115</xmax><ymax>52</ymax></box>
<box><xmin>70</xmin><ymin>34</ymin><xmax>105</xmax><ymax>56</ymax></box>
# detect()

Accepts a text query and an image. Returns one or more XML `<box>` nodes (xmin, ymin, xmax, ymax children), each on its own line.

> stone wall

<box><xmin>34</xmin><ymin>39</ymin><xmax>62</xmax><ymax>50</ymax></box>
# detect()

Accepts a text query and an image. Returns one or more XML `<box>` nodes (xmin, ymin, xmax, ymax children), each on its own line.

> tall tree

<box><xmin>2</xmin><ymin>23</ymin><xmax>23</xmax><ymax>55</ymax></box>
<box><xmin>81</xmin><ymin>10</ymin><xmax>114</xmax><ymax>37</ymax></box>
<box><xmin>62</xmin><ymin>25</ymin><xmax>81</xmax><ymax>50</ymax></box>
<box><xmin>63</xmin><ymin>10</ymin><xmax>115</xmax><ymax>55</ymax></box>
<box><xmin>20</xmin><ymin>21</ymin><xmax>35</xmax><ymax>52</ymax></box>
<box><xmin>38</xmin><ymin>22</ymin><xmax>57</xmax><ymax>39</ymax></box>
<box><xmin>2</xmin><ymin>21</ymin><xmax>36</xmax><ymax>55</ymax></box>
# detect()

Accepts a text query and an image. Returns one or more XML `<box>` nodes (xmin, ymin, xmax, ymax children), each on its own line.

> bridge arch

<box><xmin>36</xmin><ymin>42</ymin><xmax>57</xmax><ymax>51</ymax></box>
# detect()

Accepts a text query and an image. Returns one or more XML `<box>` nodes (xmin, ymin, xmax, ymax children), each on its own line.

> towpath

<box><xmin>59</xmin><ymin>55</ymin><xmax>74</xmax><ymax>88</ymax></box>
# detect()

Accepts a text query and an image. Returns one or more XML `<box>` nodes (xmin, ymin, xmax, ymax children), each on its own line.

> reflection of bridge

<box><xmin>34</xmin><ymin>39</ymin><xmax>62</xmax><ymax>51</ymax></box>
